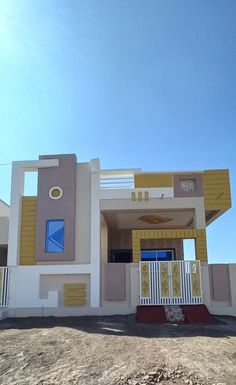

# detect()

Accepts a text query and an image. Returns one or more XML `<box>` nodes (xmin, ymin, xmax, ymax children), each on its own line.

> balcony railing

<box><xmin>100</xmin><ymin>169</ymin><xmax>140</xmax><ymax>190</ymax></box>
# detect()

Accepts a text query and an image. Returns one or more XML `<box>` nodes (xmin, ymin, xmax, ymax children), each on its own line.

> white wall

<box><xmin>202</xmin><ymin>263</ymin><xmax>236</xmax><ymax>316</ymax></box>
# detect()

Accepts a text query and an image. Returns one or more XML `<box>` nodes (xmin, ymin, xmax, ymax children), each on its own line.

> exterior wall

<box><xmin>201</xmin><ymin>263</ymin><xmax>236</xmax><ymax>316</ymax></box>
<box><xmin>141</xmin><ymin>239</ymin><xmax>184</xmax><ymax>260</ymax></box>
<box><xmin>101</xmin><ymin>263</ymin><xmax>130</xmax><ymax>307</ymax></box>
<box><xmin>0</xmin><ymin>217</ymin><xmax>9</xmax><ymax>245</ymax></box>
<box><xmin>40</xmin><ymin>274</ymin><xmax>90</xmax><ymax>307</ymax></box>
<box><xmin>75</xmin><ymin>162</ymin><xmax>92</xmax><ymax>264</ymax></box>
<box><xmin>108</xmin><ymin>228</ymin><xmax>184</xmax><ymax>260</ymax></box>
<box><xmin>204</xmin><ymin>169</ymin><xmax>231</xmax><ymax>211</ymax></box>
<box><xmin>36</xmin><ymin>154</ymin><xmax>77</xmax><ymax>261</ymax></box>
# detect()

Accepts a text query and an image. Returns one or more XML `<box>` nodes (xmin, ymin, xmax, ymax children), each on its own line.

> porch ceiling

<box><xmin>103</xmin><ymin>209</ymin><xmax>194</xmax><ymax>229</ymax></box>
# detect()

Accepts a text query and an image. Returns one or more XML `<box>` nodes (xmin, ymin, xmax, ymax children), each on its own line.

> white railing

<box><xmin>0</xmin><ymin>267</ymin><xmax>9</xmax><ymax>307</ymax></box>
<box><xmin>100</xmin><ymin>176</ymin><xmax>134</xmax><ymax>189</ymax></box>
<box><xmin>100</xmin><ymin>169</ymin><xmax>140</xmax><ymax>190</ymax></box>
<box><xmin>139</xmin><ymin>260</ymin><xmax>203</xmax><ymax>306</ymax></box>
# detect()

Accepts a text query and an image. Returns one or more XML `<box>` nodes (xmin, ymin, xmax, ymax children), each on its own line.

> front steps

<box><xmin>137</xmin><ymin>304</ymin><xmax>215</xmax><ymax>324</ymax></box>
<box><xmin>164</xmin><ymin>305</ymin><xmax>185</xmax><ymax>323</ymax></box>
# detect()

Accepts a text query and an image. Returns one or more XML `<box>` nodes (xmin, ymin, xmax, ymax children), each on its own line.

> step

<box><xmin>181</xmin><ymin>305</ymin><xmax>215</xmax><ymax>324</ymax></box>
<box><xmin>137</xmin><ymin>305</ymin><xmax>167</xmax><ymax>323</ymax></box>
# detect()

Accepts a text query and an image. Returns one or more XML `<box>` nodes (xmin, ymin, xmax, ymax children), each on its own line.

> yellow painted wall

<box><xmin>132</xmin><ymin>229</ymin><xmax>207</xmax><ymax>262</ymax></box>
<box><xmin>20</xmin><ymin>197</ymin><xmax>37</xmax><ymax>265</ymax></box>
<box><xmin>63</xmin><ymin>283</ymin><xmax>86</xmax><ymax>306</ymax></box>
<box><xmin>134</xmin><ymin>173</ymin><xmax>173</xmax><ymax>188</ymax></box>
<box><xmin>204</xmin><ymin>169</ymin><xmax>231</xmax><ymax>210</ymax></box>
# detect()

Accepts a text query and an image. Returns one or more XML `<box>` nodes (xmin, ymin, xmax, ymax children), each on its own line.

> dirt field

<box><xmin>0</xmin><ymin>315</ymin><xmax>236</xmax><ymax>385</ymax></box>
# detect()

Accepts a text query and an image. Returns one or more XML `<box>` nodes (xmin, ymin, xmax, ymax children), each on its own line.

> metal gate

<box><xmin>0</xmin><ymin>267</ymin><xmax>9</xmax><ymax>307</ymax></box>
<box><xmin>139</xmin><ymin>260</ymin><xmax>203</xmax><ymax>305</ymax></box>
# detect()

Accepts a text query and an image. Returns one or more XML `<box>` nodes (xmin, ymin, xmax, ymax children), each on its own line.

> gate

<box><xmin>0</xmin><ymin>267</ymin><xmax>9</xmax><ymax>307</ymax></box>
<box><xmin>139</xmin><ymin>260</ymin><xmax>203</xmax><ymax>305</ymax></box>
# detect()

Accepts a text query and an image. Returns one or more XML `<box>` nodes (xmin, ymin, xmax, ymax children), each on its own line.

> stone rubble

<box><xmin>115</xmin><ymin>365</ymin><xmax>218</xmax><ymax>385</ymax></box>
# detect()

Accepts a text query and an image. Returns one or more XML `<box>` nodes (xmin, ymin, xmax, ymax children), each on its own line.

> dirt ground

<box><xmin>0</xmin><ymin>315</ymin><xmax>236</xmax><ymax>385</ymax></box>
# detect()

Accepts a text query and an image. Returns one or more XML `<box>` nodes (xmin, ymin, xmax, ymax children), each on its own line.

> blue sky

<box><xmin>0</xmin><ymin>0</ymin><xmax>235</xmax><ymax>263</ymax></box>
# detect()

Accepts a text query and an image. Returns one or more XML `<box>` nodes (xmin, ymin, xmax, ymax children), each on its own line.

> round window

<box><xmin>49</xmin><ymin>186</ymin><xmax>63</xmax><ymax>200</ymax></box>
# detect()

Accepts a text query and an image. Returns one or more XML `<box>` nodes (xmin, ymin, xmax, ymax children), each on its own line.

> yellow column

<box><xmin>132</xmin><ymin>235</ymin><xmax>140</xmax><ymax>263</ymax></box>
<box><xmin>195</xmin><ymin>230</ymin><xmax>208</xmax><ymax>262</ymax></box>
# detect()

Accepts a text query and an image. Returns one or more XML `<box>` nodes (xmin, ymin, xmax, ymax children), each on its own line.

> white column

<box><xmin>7</xmin><ymin>163</ymin><xmax>25</xmax><ymax>266</ymax></box>
<box><xmin>194</xmin><ymin>199</ymin><xmax>206</xmax><ymax>229</ymax></box>
<box><xmin>90</xmin><ymin>159</ymin><xmax>100</xmax><ymax>307</ymax></box>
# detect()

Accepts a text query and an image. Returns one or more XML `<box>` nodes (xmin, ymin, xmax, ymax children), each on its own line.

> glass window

<box><xmin>45</xmin><ymin>220</ymin><xmax>64</xmax><ymax>253</ymax></box>
<box><xmin>141</xmin><ymin>249</ymin><xmax>174</xmax><ymax>261</ymax></box>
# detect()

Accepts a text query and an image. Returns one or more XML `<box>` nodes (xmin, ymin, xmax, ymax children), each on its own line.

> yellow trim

<box><xmin>20</xmin><ymin>197</ymin><xmax>37</xmax><ymax>265</ymax></box>
<box><xmin>204</xmin><ymin>169</ymin><xmax>231</xmax><ymax>210</ymax></box>
<box><xmin>132</xmin><ymin>229</ymin><xmax>207</xmax><ymax>262</ymax></box>
<box><xmin>138</xmin><ymin>191</ymin><xmax>142</xmax><ymax>201</ymax></box>
<box><xmin>134</xmin><ymin>173</ymin><xmax>173</xmax><ymax>188</ymax></box>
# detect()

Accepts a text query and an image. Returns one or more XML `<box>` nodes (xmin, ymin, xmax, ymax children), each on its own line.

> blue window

<box><xmin>141</xmin><ymin>249</ymin><xmax>175</xmax><ymax>261</ymax></box>
<box><xmin>45</xmin><ymin>220</ymin><xmax>64</xmax><ymax>253</ymax></box>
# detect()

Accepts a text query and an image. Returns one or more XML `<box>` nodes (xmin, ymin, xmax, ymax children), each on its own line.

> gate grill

<box><xmin>0</xmin><ymin>267</ymin><xmax>9</xmax><ymax>307</ymax></box>
<box><xmin>139</xmin><ymin>261</ymin><xmax>203</xmax><ymax>305</ymax></box>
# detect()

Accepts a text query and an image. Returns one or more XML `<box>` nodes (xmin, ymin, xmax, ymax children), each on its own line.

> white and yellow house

<box><xmin>0</xmin><ymin>154</ymin><xmax>235</xmax><ymax>319</ymax></box>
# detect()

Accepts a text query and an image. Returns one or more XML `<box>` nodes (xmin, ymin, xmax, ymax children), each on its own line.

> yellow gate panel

<box><xmin>140</xmin><ymin>263</ymin><xmax>150</xmax><ymax>298</ymax></box>
<box><xmin>191</xmin><ymin>262</ymin><xmax>201</xmax><ymax>297</ymax></box>
<box><xmin>160</xmin><ymin>262</ymin><xmax>169</xmax><ymax>297</ymax></box>
<box><xmin>171</xmin><ymin>262</ymin><xmax>181</xmax><ymax>298</ymax></box>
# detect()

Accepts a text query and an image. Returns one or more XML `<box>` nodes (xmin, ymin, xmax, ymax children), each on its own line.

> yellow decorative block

<box><xmin>191</xmin><ymin>262</ymin><xmax>201</xmax><ymax>297</ymax></box>
<box><xmin>140</xmin><ymin>263</ymin><xmax>150</xmax><ymax>298</ymax></box>
<box><xmin>172</xmin><ymin>262</ymin><xmax>181</xmax><ymax>297</ymax></box>
<box><xmin>160</xmin><ymin>262</ymin><xmax>169</xmax><ymax>297</ymax></box>
<box><xmin>63</xmin><ymin>283</ymin><xmax>86</xmax><ymax>307</ymax></box>
<box><xmin>64</xmin><ymin>283</ymin><xmax>85</xmax><ymax>290</ymax></box>
<box><xmin>144</xmin><ymin>191</ymin><xmax>149</xmax><ymax>200</ymax></box>
<box><xmin>132</xmin><ymin>229</ymin><xmax>208</xmax><ymax>262</ymax></box>
<box><xmin>135</xmin><ymin>173</ymin><xmax>173</xmax><ymax>188</ymax></box>
<box><xmin>137</xmin><ymin>191</ymin><xmax>142</xmax><ymax>201</ymax></box>
<box><xmin>131</xmin><ymin>192</ymin><xmax>136</xmax><ymax>201</ymax></box>
<box><xmin>20</xmin><ymin>196</ymin><xmax>37</xmax><ymax>265</ymax></box>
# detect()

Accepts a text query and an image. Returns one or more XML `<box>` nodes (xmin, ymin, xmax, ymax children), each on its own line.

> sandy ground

<box><xmin>0</xmin><ymin>315</ymin><xmax>236</xmax><ymax>385</ymax></box>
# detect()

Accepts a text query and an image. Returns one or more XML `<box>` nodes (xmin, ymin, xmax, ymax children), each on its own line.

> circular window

<box><xmin>49</xmin><ymin>186</ymin><xmax>63</xmax><ymax>200</ymax></box>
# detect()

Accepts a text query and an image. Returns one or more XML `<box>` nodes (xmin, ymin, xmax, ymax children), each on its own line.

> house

<box><xmin>0</xmin><ymin>153</ymin><xmax>235</xmax><ymax>321</ymax></box>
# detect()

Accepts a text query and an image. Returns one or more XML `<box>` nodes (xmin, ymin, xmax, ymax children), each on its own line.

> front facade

<box><xmin>0</xmin><ymin>154</ymin><xmax>235</xmax><ymax>317</ymax></box>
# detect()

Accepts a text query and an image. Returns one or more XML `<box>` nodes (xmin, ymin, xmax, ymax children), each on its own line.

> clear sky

<box><xmin>0</xmin><ymin>0</ymin><xmax>235</xmax><ymax>263</ymax></box>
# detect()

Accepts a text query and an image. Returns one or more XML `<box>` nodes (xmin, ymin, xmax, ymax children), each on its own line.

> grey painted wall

<box><xmin>36</xmin><ymin>154</ymin><xmax>77</xmax><ymax>261</ymax></box>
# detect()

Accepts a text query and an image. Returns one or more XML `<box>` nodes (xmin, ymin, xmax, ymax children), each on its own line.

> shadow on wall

<box><xmin>0</xmin><ymin>314</ymin><xmax>236</xmax><ymax>339</ymax></box>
